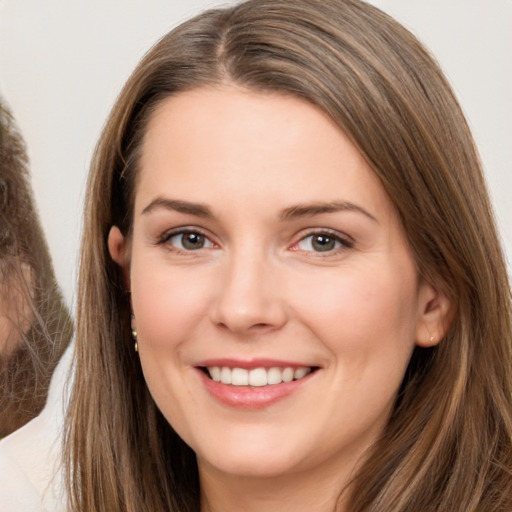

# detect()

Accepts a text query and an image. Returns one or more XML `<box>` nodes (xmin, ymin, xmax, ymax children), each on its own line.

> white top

<box><xmin>0</xmin><ymin>342</ymin><xmax>73</xmax><ymax>511</ymax></box>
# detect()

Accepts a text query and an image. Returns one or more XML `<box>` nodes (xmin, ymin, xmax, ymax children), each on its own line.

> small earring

<box><xmin>131</xmin><ymin>326</ymin><xmax>138</xmax><ymax>353</ymax></box>
<box><xmin>425</xmin><ymin>328</ymin><xmax>436</xmax><ymax>346</ymax></box>
<box><xmin>131</xmin><ymin>313</ymin><xmax>138</xmax><ymax>352</ymax></box>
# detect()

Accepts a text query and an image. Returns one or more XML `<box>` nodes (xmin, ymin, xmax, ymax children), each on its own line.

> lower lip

<box><xmin>197</xmin><ymin>370</ymin><xmax>314</xmax><ymax>409</ymax></box>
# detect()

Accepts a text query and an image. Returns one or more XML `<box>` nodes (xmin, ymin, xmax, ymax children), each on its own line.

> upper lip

<box><xmin>195</xmin><ymin>358</ymin><xmax>318</xmax><ymax>370</ymax></box>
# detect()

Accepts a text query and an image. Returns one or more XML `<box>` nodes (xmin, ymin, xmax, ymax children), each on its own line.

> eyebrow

<box><xmin>142</xmin><ymin>198</ymin><xmax>213</xmax><ymax>217</ymax></box>
<box><xmin>280</xmin><ymin>201</ymin><xmax>378</xmax><ymax>222</ymax></box>
<box><xmin>141</xmin><ymin>197</ymin><xmax>377</xmax><ymax>223</ymax></box>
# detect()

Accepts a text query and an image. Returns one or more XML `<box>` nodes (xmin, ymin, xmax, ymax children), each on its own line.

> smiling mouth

<box><xmin>201</xmin><ymin>366</ymin><xmax>317</xmax><ymax>387</ymax></box>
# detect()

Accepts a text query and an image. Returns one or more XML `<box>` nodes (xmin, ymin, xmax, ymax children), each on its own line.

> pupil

<box><xmin>312</xmin><ymin>235</ymin><xmax>335</xmax><ymax>252</ymax></box>
<box><xmin>182</xmin><ymin>232</ymin><xmax>204</xmax><ymax>250</ymax></box>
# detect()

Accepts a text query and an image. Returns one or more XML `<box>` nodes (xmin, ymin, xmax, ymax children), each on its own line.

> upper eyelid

<box><xmin>156</xmin><ymin>227</ymin><xmax>217</xmax><ymax>250</ymax></box>
<box><xmin>286</xmin><ymin>230</ymin><xmax>354</xmax><ymax>258</ymax></box>
<box><xmin>294</xmin><ymin>228</ymin><xmax>354</xmax><ymax>244</ymax></box>
<box><xmin>160</xmin><ymin>226</ymin><xmax>212</xmax><ymax>240</ymax></box>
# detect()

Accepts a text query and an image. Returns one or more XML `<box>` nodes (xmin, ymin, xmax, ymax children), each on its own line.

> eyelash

<box><xmin>157</xmin><ymin>228</ymin><xmax>214</xmax><ymax>254</ymax></box>
<box><xmin>157</xmin><ymin>228</ymin><xmax>354</xmax><ymax>256</ymax></box>
<box><xmin>291</xmin><ymin>229</ymin><xmax>354</xmax><ymax>255</ymax></box>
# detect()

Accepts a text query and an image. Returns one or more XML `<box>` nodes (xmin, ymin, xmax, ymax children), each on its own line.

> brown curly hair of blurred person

<box><xmin>0</xmin><ymin>97</ymin><xmax>73</xmax><ymax>438</ymax></box>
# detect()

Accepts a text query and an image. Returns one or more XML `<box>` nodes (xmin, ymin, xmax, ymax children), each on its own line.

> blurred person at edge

<box><xmin>0</xmin><ymin>97</ymin><xmax>72</xmax><ymax>438</ymax></box>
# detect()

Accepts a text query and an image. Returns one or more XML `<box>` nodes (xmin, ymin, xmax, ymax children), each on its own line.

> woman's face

<box><xmin>110</xmin><ymin>85</ymin><xmax>444</xmax><ymax>483</ymax></box>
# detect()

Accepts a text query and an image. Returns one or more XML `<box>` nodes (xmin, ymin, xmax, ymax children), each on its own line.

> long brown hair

<box><xmin>65</xmin><ymin>1</ymin><xmax>512</xmax><ymax>510</ymax></box>
<box><xmin>0</xmin><ymin>98</ymin><xmax>73</xmax><ymax>437</ymax></box>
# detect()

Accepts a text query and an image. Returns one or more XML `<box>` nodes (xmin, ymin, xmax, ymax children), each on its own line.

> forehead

<box><xmin>136</xmin><ymin>85</ymin><xmax>393</xmax><ymax>220</ymax></box>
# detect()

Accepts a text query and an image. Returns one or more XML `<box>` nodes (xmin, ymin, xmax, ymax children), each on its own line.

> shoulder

<box><xmin>0</xmin><ymin>451</ymin><xmax>42</xmax><ymax>511</ymax></box>
<box><xmin>0</xmin><ymin>414</ymin><xmax>65</xmax><ymax>511</ymax></box>
<box><xmin>0</xmin><ymin>341</ymin><xmax>74</xmax><ymax>511</ymax></box>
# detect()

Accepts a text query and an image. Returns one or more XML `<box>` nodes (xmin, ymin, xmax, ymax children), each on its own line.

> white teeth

<box><xmin>220</xmin><ymin>367</ymin><xmax>231</xmax><ymax>385</ymax></box>
<box><xmin>206</xmin><ymin>366</ymin><xmax>313</xmax><ymax>386</ymax></box>
<box><xmin>210</xmin><ymin>366</ymin><xmax>221</xmax><ymax>382</ymax></box>
<box><xmin>231</xmin><ymin>368</ymin><xmax>249</xmax><ymax>386</ymax></box>
<box><xmin>267</xmin><ymin>367</ymin><xmax>282</xmax><ymax>385</ymax></box>
<box><xmin>281</xmin><ymin>367</ymin><xmax>294</xmax><ymax>383</ymax></box>
<box><xmin>248</xmin><ymin>368</ymin><xmax>267</xmax><ymax>387</ymax></box>
<box><xmin>294</xmin><ymin>367</ymin><xmax>310</xmax><ymax>380</ymax></box>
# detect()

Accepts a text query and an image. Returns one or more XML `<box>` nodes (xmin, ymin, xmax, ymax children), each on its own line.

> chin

<box><xmin>199</xmin><ymin>450</ymin><xmax>306</xmax><ymax>479</ymax></box>
<box><xmin>189</xmin><ymin>426</ymin><xmax>310</xmax><ymax>479</ymax></box>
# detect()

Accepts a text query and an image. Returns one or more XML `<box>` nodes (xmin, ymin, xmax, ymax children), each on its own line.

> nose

<box><xmin>210</xmin><ymin>249</ymin><xmax>288</xmax><ymax>336</ymax></box>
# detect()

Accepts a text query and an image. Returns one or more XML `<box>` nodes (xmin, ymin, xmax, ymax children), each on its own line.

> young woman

<box><xmin>64</xmin><ymin>0</ymin><xmax>512</xmax><ymax>510</ymax></box>
<box><xmin>0</xmin><ymin>98</ymin><xmax>73</xmax><ymax>438</ymax></box>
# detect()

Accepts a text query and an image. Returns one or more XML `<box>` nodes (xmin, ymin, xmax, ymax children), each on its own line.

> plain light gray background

<box><xmin>0</xmin><ymin>0</ymin><xmax>511</xmax><ymax>305</ymax></box>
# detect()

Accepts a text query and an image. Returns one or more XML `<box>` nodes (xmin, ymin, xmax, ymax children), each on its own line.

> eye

<box><xmin>295</xmin><ymin>232</ymin><xmax>351</xmax><ymax>253</ymax></box>
<box><xmin>165</xmin><ymin>230</ymin><xmax>214</xmax><ymax>251</ymax></box>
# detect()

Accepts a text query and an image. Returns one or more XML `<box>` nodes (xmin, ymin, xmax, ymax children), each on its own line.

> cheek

<box><xmin>130</xmin><ymin>257</ymin><xmax>212</xmax><ymax>346</ymax></box>
<box><xmin>0</xmin><ymin>285</ymin><xmax>33</xmax><ymax>354</ymax></box>
<box><xmin>288</xmin><ymin>261</ymin><xmax>420</xmax><ymax>439</ymax></box>
<box><xmin>130</xmin><ymin>261</ymin><xmax>212</xmax><ymax>431</ymax></box>
<box><xmin>289</xmin><ymin>260</ymin><xmax>420</xmax><ymax>363</ymax></box>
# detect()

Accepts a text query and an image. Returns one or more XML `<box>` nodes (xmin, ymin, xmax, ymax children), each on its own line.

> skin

<box><xmin>0</xmin><ymin>262</ymin><xmax>33</xmax><ymax>355</ymax></box>
<box><xmin>109</xmin><ymin>85</ymin><xmax>451</xmax><ymax>512</ymax></box>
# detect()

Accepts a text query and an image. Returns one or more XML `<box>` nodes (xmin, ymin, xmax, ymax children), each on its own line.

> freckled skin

<box><xmin>109</xmin><ymin>85</ymin><xmax>444</xmax><ymax>510</ymax></box>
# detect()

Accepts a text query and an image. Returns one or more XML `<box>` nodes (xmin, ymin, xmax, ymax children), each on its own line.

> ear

<box><xmin>108</xmin><ymin>225</ymin><xmax>130</xmax><ymax>291</ymax></box>
<box><xmin>415</xmin><ymin>279</ymin><xmax>455</xmax><ymax>348</ymax></box>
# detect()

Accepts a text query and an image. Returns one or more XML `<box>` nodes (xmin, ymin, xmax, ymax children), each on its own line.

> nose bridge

<box><xmin>211</xmin><ymin>241</ymin><xmax>286</xmax><ymax>333</ymax></box>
